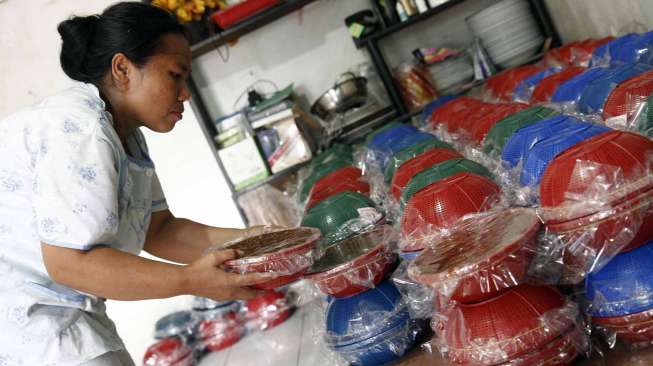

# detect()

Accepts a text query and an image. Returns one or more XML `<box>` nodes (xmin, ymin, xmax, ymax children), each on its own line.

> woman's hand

<box><xmin>179</xmin><ymin>249</ymin><xmax>276</xmax><ymax>301</ymax></box>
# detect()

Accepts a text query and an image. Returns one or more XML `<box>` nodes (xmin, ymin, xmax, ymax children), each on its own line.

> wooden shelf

<box><xmin>191</xmin><ymin>0</ymin><xmax>317</xmax><ymax>58</ymax></box>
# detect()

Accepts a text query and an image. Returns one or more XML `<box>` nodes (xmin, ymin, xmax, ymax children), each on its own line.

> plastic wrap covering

<box><xmin>391</xmin><ymin>261</ymin><xmax>436</xmax><ymax>319</ymax></box>
<box><xmin>419</xmin><ymin>95</ymin><xmax>459</xmax><ymax>127</ymax></box>
<box><xmin>551</xmin><ymin>66</ymin><xmax>614</xmax><ymax>105</ymax></box>
<box><xmin>431</xmin><ymin>284</ymin><xmax>585</xmax><ymax>366</ymax></box>
<box><xmin>400</xmin><ymin>172</ymin><xmax>502</xmax><ymax>253</ymax></box>
<box><xmin>305</xmin><ymin>225</ymin><xmax>398</xmax><ymax>298</ymax></box>
<box><xmin>603</xmin><ymin>69</ymin><xmax>653</xmax><ymax>134</ymax></box>
<box><xmin>196</xmin><ymin>310</ymin><xmax>244</xmax><ymax>353</ymax></box>
<box><xmin>530</xmin><ymin>66</ymin><xmax>585</xmax><ymax>103</ymax></box>
<box><xmin>429</xmin><ymin>96</ymin><xmax>485</xmax><ymax>130</ymax></box>
<box><xmin>365</xmin><ymin>123</ymin><xmax>418</xmax><ymax>170</ymax></box>
<box><xmin>585</xmin><ymin>241</ymin><xmax>653</xmax><ymax>346</ymax></box>
<box><xmin>407</xmin><ymin>208</ymin><xmax>540</xmax><ymax>304</ymax></box>
<box><xmin>323</xmin><ymin>279</ymin><xmax>427</xmax><ymax>366</ymax></box>
<box><xmin>512</xmin><ymin>67</ymin><xmax>561</xmax><ymax>102</ymax></box>
<box><xmin>154</xmin><ymin>311</ymin><xmax>197</xmax><ymax>340</ymax></box>
<box><xmin>484</xmin><ymin>65</ymin><xmax>545</xmax><ymax>101</ymax></box>
<box><xmin>384</xmin><ymin>138</ymin><xmax>455</xmax><ymax>184</ymax></box>
<box><xmin>298</xmin><ymin>157</ymin><xmax>353</xmax><ymax>203</ymax></box>
<box><xmin>369</xmin><ymin>131</ymin><xmax>437</xmax><ymax>173</ymax></box>
<box><xmin>143</xmin><ymin>336</ymin><xmax>195</xmax><ymax>366</ymax></box>
<box><xmin>218</xmin><ymin>227</ymin><xmax>321</xmax><ymax>289</ymax></box>
<box><xmin>535</xmin><ymin>130</ymin><xmax>653</xmax><ymax>283</ymax></box>
<box><xmin>577</xmin><ymin>63</ymin><xmax>653</xmax><ymax>115</ymax></box>
<box><xmin>394</xmin><ymin>61</ymin><xmax>438</xmax><ymax>111</ymax></box>
<box><xmin>389</xmin><ymin>148</ymin><xmax>462</xmax><ymax>201</ymax></box>
<box><xmin>613</xmin><ymin>31</ymin><xmax>653</xmax><ymax>65</ymax></box>
<box><xmin>571</xmin><ymin>37</ymin><xmax>615</xmax><ymax>67</ymax></box>
<box><xmin>543</xmin><ymin>42</ymin><xmax>581</xmax><ymax>68</ymax></box>
<box><xmin>446</xmin><ymin>101</ymin><xmax>497</xmax><ymax>136</ymax></box>
<box><xmin>467</xmin><ymin>103</ymin><xmax>528</xmax><ymax>145</ymax></box>
<box><xmin>305</xmin><ymin>166</ymin><xmax>369</xmax><ymax>210</ymax></box>
<box><xmin>483</xmin><ymin>106</ymin><xmax>559</xmax><ymax>157</ymax></box>
<box><xmin>242</xmin><ymin>290</ymin><xmax>292</xmax><ymax>332</ymax></box>
<box><xmin>591</xmin><ymin>33</ymin><xmax>641</xmax><ymax>67</ymax></box>
<box><xmin>301</xmin><ymin>192</ymin><xmax>384</xmax><ymax>246</ymax></box>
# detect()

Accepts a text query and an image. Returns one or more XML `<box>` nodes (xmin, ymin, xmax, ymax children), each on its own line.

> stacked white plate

<box><xmin>426</xmin><ymin>54</ymin><xmax>475</xmax><ymax>95</ymax></box>
<box><xmin>467</xmin><ymin>0</ymin><xmax>544</xmax><ymax>69</ymax></box>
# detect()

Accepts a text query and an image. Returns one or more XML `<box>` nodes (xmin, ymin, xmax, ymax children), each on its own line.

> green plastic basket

<box><xmin>310</xmin><ymin>144</ymin><xmax>353</xmax><ymax>168</ymax></box>
<box><xmin>301</xmin><ymin>191</ymin><xmax>377</xmax><ymax>242</ymax></box>
<box><xmin>365</xmin><ymin>121</ymin><xmax>400</xmax><ymax>144</ymax></box>
<box><xmin>399</xmin><ymin>158</ymin><xmax>493</xmax><ymax>210</ymax></box>
<box><xmin>483</xmin><ymin>106</ymin><xmax>558</xmax><ymax>157</ymax></box>
<box><xmin>383</xmin><ymin>139</ymin><xmax>455</xmax><ymax>183</ymax></box>
<box><xmin>299</xmin><ymin>157</ymin><xmax>352</xmax><ymax>202</ymax></box>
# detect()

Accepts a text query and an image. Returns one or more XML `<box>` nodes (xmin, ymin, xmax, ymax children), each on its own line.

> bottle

<box><xmin>415</xmin><ymin>0</ymin><xmax>428</xmax><ymax>13</ymax></box>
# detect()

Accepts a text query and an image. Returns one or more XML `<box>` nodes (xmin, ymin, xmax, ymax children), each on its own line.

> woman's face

<box><xmin>128</xmin><ymin>33</ymin><xmax>192</xmax><ymax>133</ymax></box>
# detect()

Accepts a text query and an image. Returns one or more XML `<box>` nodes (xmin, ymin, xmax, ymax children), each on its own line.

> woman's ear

<box><xmin>110</xmin><ymin>53</ymin><xmax>135</xmax><ymax>90</ymax></box>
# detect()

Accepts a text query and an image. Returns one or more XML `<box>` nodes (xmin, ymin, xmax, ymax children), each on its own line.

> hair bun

<box><xmin>58</xmin><ymin>15</ymin><xmax>100</xmax><ymax>82</ymax></box>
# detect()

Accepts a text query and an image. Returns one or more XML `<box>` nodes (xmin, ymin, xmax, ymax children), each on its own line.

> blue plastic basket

<box><xmin>325</xmin><ymin>280</ymin><xmax>410</xmax><ymax>348</ymax></box>
<box><xmin>614</xmin><ymin>31</ymin><xmax>653</xmax><ymax>65</ymax></box>
<box><xmin>378</xmin><ymin>132</ymin><xmax>436</xmax><ymax>171</ymax></box>
<box><xmin>586</xmin><ymin>241</ymin><xmax>653</xmax><ymax>318</ymax></box>
<box><xmin>551</xmin><ymin>67</ymin><xmax>614</xmax><ymax>103</ymax></box>
<box><xmin>502</xmin><ymin>115</ymin><xmax>587</xmax><ymax>168</ymax></box>
<box><xmin>578</xmin><ymin>63</ymin><xmax>653</xmax><ymax>114</ymax></box>
<box><xmin>420</xmin><ymin>95</ymin><xmax>459</xmax><ymax>126</ymax></box>
<box><xmin>520</xmin><ymin>125</ymin><xmax>611</xmax><ymax>186</ymax></box>
<box><xmin>154</xmin><ymin>310</ymin><xmax>196</xmax><ymax>339</ymax></box>
<box><xmin>590</xmin><ymin>33</ymin><xmax>639</xmax><ymax>67</ymax></box>
<box><xmin>367</xmin><ymin>124</ymin><xmax>418</xmax><ymax>150</ymax></box>
<box><xmin>512</xmin><ymin>67</ymin><xmax>561</xmax><ymax>102</ymax></box>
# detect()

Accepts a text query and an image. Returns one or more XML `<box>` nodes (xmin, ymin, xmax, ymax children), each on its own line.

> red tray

<box><xmin>211</xmin><ymin>0</ymin><xmax>280</xmax><ymax>29</ymax></box>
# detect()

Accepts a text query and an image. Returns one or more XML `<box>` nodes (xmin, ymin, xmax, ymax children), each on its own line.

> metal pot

<box><xmin>311</xmin><ymin>72</ymin><xmax>368</xmax><ymax>121</ymax></box>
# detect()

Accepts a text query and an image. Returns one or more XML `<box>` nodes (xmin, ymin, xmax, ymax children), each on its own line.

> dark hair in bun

<box><xmin>58</xmin><ymin>2</ymin><xmax>185</xmax><ymax>83</ymax></box>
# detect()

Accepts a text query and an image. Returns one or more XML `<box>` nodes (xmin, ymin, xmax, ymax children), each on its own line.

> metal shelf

<box><xmin>191</xmin><ymin>0</ymin><xmax>317</xmax><ymax>58</ymax></box>
<box><xmin>233</xmin><ymin>160</ymin><xmax>310</xmax><ymax>198</ymax></box>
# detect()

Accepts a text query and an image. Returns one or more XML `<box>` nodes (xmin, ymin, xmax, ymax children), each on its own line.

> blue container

<box><xmin>502</xmin><ymin>115</ymin><xmax>587</xmax><ymax>168</ymax></box>
<box><xmin>334</xmin><ymin>318</ymin><xmax>426</xmax><ymax>366</ymax></box>
<box><xmin>368</xmin><ymin>124</ymin><xmax>418</xmax><ymax>150</ymax></box>
<box><xmin>614</xmin><ymin>31</ymin><xmax>653</xmax><ymax>65</ymax></box>
<box><xmin>378</xmin><ymin>132</ymin><xmax>436</xmax><ymax>171</ymax></box>
<box><xmin>154</xmin><ymin>310</ymin><xmax>197</xmax><ymax>339</ymax></box>
<box><xmin>513</xmin><ymin>68</ymin><xmax>561</xmax><ymax>102</ymax></box>
<box><xmin>520</xmin><ymin>124</ymin><xmax>611</xmax><ymax>186</ymax></box>
<box><xmin>578</xmin><ymin>63</ymin><xmax>653</xmax><ymax>114</ymax></box>
<box><xmin>590</xmin><ymin>33</ymin><xmax>640</xmax><ymax>66</ymax></box>
<box><xmin>420</xmin><ymin>95</ymin><xmax>459</xmax><ymax>126</ymax></box>
<box><xmin>325</xmin><ymin>280</ymin><xmax>410</xmax><ymax>347</ymax></box>
<box><xmin>551</xmin><ymin>67</ymin><xmax>613</xmax><ymax>103</ymax></box>
<box><xmin>586</xmin><ymin>241</ymin><xmax>653</xmax><ymax>317</ymax></box>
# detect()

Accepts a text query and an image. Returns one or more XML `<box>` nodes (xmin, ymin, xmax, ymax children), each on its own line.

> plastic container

<box><xmin>377</xmin><ymin>131</ymin><xmax>437</xmax><ymax>171</ymax></box>
<box><xmin>590</xmin><ymin>33</ymin><xmax>640</xmax><ymax>66</ymax></box>
<box><xmin>143</xmin><ymin>337</ymin><xmax>194</xmax><ymax>366</ymax></box>
<box><xmin>420</xmin><ymin>95</ymin><xmax>459</xmax><ymax>125</ymax></box>
<box><xmin>408</xmin><ymin>208</ymin><xmax>541</xmax><ymax>303</ymax></box>
<box><xmin>430</xmin><ymin>97</ymin><xmax>486</xmax><ymax>129</ymax></box>
<box><xmin>244</xmin><ymin>290</ymin><xmax>291</xmax><ymax>331</ymax></box>
<box><xmin>306</xmin><ymin>179</ymin><xmax>370</xmax><ymax>210</ymax></box>
<box><xmin>551</xmin><ymin>66</ymin><xmax>613</xmax><ymax>104</ymax></box>
<box><xmin>399</xmin><ymin>158</ymin><xmax>493</xmax><ymax>210</ymax></box>
<box><xmin>602</xmin><ymin>69</ymin><xmax>653</xmax><ymax>130</ymax></box>
<box><xmin>483</xmin><ymin>106</ymin><xmax>558</xmax><ymax>156</ymax></box>
<box><xmin>586</xmin><ymin>241</ymin><xmax>653</xmax><ymax>318</ymax></box>
<box><xmin>390</xmin><ymin>148</ymin><xmax>463</xmax><ymax>200</ymax></box>
<box><xmin>531</xmin><ymin>66</ymin><xmax>585</xmax><ymax>103</ymax></box>
<box><xmin>154</xmin><ymin>311</ymin><xmax>196</xmax><ymax>340</ymax></box>
<box><xmin>468</xmin><ymin>102</ymin><xmax>528</xmax><ymax>144</ymax></box>
<box><xmin>197</xmin><ymin>312</ymin><xmax>243</xmax><ymax>352</ymax></box>
<box><xmin>222</xmin><ymin>227</ymin><xmax>321</xmax><ymax>289</ymax></box>
<box><xmin>520</xmin><ymin>123</ymin><xmax>611</xmax><ymax>186</ymax></box>
<box><xmin>401</xmin><ymin>172</ymin><xmax>501</xmax><ymax>252</ymax></box>
<box><xmin>384</xmin><ymin>138</ymin><xmax>455</xmax><ymax>183</ymax></box>
<box><xmin>512</xmin><ymin>67</ymin><xmax>561</xmax><ymax>102</ymax></box>
<box><xmin>299</xmin><ymin>157</ymin><xmax>352</xmax><ymax>202</ymax></box>
<box><xmin>485</xmin><ymin>64</ymin><xmax>545</xmax><ymax>101</ymax></box>
<box><xmin>305</xmin><ymin>226</ymin><xmax>397</xmax><ymax>298</ymax></box>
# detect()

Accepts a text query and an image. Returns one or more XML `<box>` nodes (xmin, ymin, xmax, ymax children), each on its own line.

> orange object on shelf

<box><xmin>211</xmin><ymin>0</ymin><xmax>280</xmax><ymax>29</ymax></box>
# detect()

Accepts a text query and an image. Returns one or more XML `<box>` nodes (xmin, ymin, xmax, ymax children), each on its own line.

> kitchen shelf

<box><xmin>354</xmin><ymin>0</ymin><xmax>467</xmax><ymax>49</ymax></box>
<box><xmin>233</xmin><ymin>160</ymin><xmax>311</xmax><ymax>198</ymax></box>
<box><xmin>191</xmin><ymin>0</ymin><xmax>317</xmax><ymax>58</ymax></box>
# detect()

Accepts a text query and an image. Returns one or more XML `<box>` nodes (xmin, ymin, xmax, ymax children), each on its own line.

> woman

<box><xmin>0</xmin><ymin>3</ymin><xmax>276</xmax><ymax>365</ymax></box>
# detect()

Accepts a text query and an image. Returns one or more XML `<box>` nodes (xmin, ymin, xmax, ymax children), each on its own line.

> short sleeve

<box><xmin>34</xmin><ymin>126</ymin><xmax>120</xmax><ymax>250</ymax></box>
<box><xmin>151</xmin><ymin>172</ymin><xmax>168</xmax><ymax>212</ymax></box>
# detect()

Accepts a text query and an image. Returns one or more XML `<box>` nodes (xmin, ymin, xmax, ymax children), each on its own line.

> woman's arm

<box><xmin>144</xmin><ymin>209</ymin><xmax>268</xmax><ymax>264</ymax></box>
<box><xmin>41</xmin><ymin>243</ymin><xmax>271</xmax><ymax>301</ymax></box>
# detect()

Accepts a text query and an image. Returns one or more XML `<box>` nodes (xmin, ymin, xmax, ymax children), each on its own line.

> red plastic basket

<box><xmin>571</xmin><ymin>36</ymin><xmax>615</xmax><ymax>67</ymax></box>
<box><xmin>448</xmin><ymin>102</ymin><xmax>495</xmax><ymax>134</ymax></box>
<box><xmin>310</xmin><ymin>166</ymin><xmax>363</xmax><ymax>195</ymax></box>
<box><xmin>211</xmin><ymin>0</ymin><xmax>280</xmax><ymax>29</ymax></box>
<box><xmin>436</xmin><ymin>285</ymin><xmax>568</xmax><ymax>365</ymax></box>
<box><xmin>543</xmin><ymin>41</ymin><xmax>580</xmax><ymax>67</ymax></box>
<box><xmin>531</xmin><ymin>66</ymin><xmax>586</xmax><ymax>103</ymax></box>
<box><xmin>245</xmin><ymin>290</ymin><xmax>290</xmax><ymax>331</ymax></box>
<box><xmin>485</xmin><ymin>65</ymin><xmax>545</xmax><ymax>101</ymax></box>
<box><xmin>390</xmin><ymin>148</ymin><xmax>462</xmax><ymax>200</ymax></box>
<box><xmin>400</xmin><ymin>172</ymin><xmax>501</xmax><ymax>250</ymax></box>
<box><xmin>603</xmin><ymin>70</ymin><xmax>653</xmax><ymax>120</ymax></box>
<box><xmin>468</xmin><ymin>103</ymin><xmax>529</xmax><ymax>144</ymax></box>
<box><xmin>540</xmin><ymin>130</ymin><xmax>653</xmax><ymax>213</ymax></box>
<box><xmin>198</xmin><ymin>312</ymin><xmax>243</xmax><ymax>352</ymax></box>
<box><xmin>430</xmin><ymin>97</ymin><xmax>486</xmax><ymax>130</ymax></box>
<box><xmin>143</xmin><ymin>337</ymin><xmax>193</xmax><ymax>366</ymax></box>
<box><xmin>409</xmin><ymin>208</ymin><xmax>540</xmax><ymax>303</ymax></box>
<box><xmin>306</xmin><ymin>180</ymin><xmax>370</xmax><ymax>210</ymax></box>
